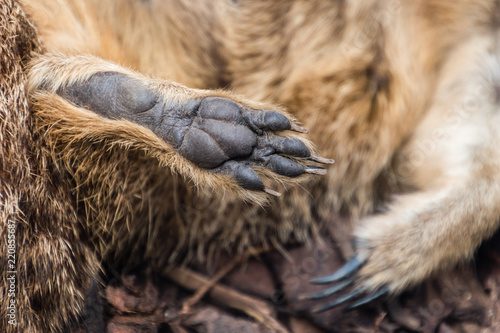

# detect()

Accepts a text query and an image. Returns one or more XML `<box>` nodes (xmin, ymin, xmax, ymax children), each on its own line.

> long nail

<box><xmin>291</xmin><ymin>124</ymin><xmax>309</xmax><ymax>134</ymax></box>
<box><xmin>299</xmin><ymin>278</ymin><xmax>353</xmax><ymax>300</ymax></box>
<box><xmin>311</xmin><ymin>253</ymin><xmax>366</xmax><ymax>284</ymax></box>
<box><xmin>264</xmin><ymin>187</ymin><xmax>281</xmax><ymax>197</ymax></box>
<box><xmin>305</xmin><ymin>166</ymin><xmax>327</xmax><ymax>175</ymax></box>
<box><xmin>343</xmin><ymin>287</ymin><xmax>388</xmax><ymax>311</ymax></box>
<box><xmin>310</xmin><ymin>155</ymin><xmax>335</xmax><ymax>164</ymax></box>
<box><xmin>311</xmin><ymin>289</ymin><xmax>364</xmax><ymax>313</ymax></box>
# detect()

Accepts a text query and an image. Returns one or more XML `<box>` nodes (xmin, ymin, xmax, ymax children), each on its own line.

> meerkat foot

<box><xmin>56</xmin><ymin>72</ymin><xmax>333</xmax><ymax>193</ymax></box>
<box><xmin>304</xmin><ymin>256</ymin><xmax>389</xmax><ymax>312</ymax></box>
<box><xmin>301</xmin><ymin>253</ymin><xmax>388</xmax><ymax>312</ymax></box>
<box><xmin>305</xmin><ymin>179</ymin><xmax>500</xmax><ymax>313</ymax></box>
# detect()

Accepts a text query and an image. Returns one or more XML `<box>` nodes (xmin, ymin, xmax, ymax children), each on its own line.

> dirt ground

<box><xmin>73</xmin><ymin>215</ymin><xmax>500</xmax><ymax>333</ymax></box>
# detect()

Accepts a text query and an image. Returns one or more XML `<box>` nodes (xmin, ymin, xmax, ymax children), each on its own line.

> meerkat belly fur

<box><xmin>1</xmin><ymin>0</ymin><xmax>499</xmax><ymax>331</ymax></box>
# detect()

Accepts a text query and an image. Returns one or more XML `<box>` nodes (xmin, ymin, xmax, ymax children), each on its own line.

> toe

<box><xmin>243</xmin><ymin>109</ymin><xmax>292</xmax><ymax>132</ymax></box>
<box><xmin>265</xmin><ymin>155</ymin><xmax>305</xmax><ymax>177</ymax></box>
<box><xmin>216</xmin><ymin>161</ymin><xmax>265</xmax><ymax>191</ymax></box>
<box><xmin>267</xmin><ymin>136</ymin><xmax>311</xmax><ymax>158</ymax></box>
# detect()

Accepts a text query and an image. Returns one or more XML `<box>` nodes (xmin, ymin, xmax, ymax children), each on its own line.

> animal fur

<box><xmin>1</xmin><ymin>0</ymin><xmax>500</xmax><ymax>331</ymax></box>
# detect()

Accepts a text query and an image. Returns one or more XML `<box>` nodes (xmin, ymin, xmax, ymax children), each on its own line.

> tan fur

<box><xmin>1</xmin><ymin>0</ymin><xmax>499</xmax><ymax>331</ymax></box>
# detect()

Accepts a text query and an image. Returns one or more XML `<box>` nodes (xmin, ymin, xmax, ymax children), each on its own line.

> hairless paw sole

<box><xmin>58</xmin><ymin>72</ymin><xmax>334</xmax><ymax>194</ymax></box>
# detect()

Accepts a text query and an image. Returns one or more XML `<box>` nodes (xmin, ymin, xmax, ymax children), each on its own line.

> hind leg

<box><xmin>307</xmin><ymin>35</ymin><xmax>500</xmax><ymax>311</ymax></box>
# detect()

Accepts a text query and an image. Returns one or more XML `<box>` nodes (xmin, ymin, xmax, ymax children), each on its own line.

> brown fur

<box><xmin>1</xmin><ymin>0</ymin><xmax>500</xmax><ymax>331</ymax></box>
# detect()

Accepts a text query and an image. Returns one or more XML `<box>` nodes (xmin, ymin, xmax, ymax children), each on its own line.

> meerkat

<box><xmin>2</xmin><ymin>0</ymin><xmax>331</xmax><ymax>332</ymax></box>
<box><xmin>1</xmin><ymin>0</ymin><xmax>500</xmax><ymax>331</ymax></box>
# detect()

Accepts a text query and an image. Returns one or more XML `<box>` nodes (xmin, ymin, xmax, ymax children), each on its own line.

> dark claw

<box><xmin>300</xmin><ymin>278</ymin><xmax>353</xmax><ymax>300</ymax></box>
<box><xmin>311</xmin><ymin>253</ymin><xmax>367</xmax><ymax>284</ymax></box>
<box><xmin>305</xmin><ymin>251</ymin><xmax>387</xmax><ymax>312</ymax></box>
<box><xmin>343</xmin><ymin>287</ymin><xmax>389</xmax><ymax>311</ymax></box>
<box><xmin>311</xmin><ymin>288</ymin><xmax>364</xmax><ymax>313</ymax></box>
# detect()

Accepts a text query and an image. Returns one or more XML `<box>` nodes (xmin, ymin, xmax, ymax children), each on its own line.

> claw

<box><xmin>264</xmin><ymin>187</ymin><xmax>281</xmax><ymax>197</ymax></box>
<box><xmin>309</xmin><ymin>154</ymin><xmax>335</xmax><ymax>165</ymax></box>
<box><xmin>310</xmin><ymin>253</ymin><xmax>367</xmax><ymax>284</ymax></box>
<box><xmin>291</xmin><ymin>123</ymin><xmax>309</xmax><ymax>134</ymax></box>
<box><xmin>343</xmin><ymin>287</ymin><xmax>389</xmax><ymax>311</ymax></box>
<box><xmin>311</xmin><ymin>288</ymin><xmax>364</xmax><ymax>313</ymax></box>
<box><xmin>304</xmin><ymin>166</ymin><xmax>327</xmax><ymax>175</ymax></box>
<box><xmin>299</xmin><ymin>278</ymin><xmax>353</xmax><ymax>300</ymax></box>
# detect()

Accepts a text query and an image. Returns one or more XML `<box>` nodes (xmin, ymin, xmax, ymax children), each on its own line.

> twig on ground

<box><xmin>166</xmin><ymin>266</ymin><xmax>290</xmax><ymax>333</ymax></box>
<box><xmin>180</xmin><ymin>253</ymin><xmax>245</xmax><ymax>314</ymax></box>
<box><xmin>375</xmin><ymin>311</ymin><xmax>387</xmax><ymax>333</ymax></box>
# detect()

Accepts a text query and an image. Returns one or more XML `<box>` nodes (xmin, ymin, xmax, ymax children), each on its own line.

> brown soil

<box><xmin>84</xmin><ymin>217</ymin><xmax>500</xmax><ymax>333</ymax></box>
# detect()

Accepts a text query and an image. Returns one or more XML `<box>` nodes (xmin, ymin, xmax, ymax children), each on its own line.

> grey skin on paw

<box><xmin>58</xmin><ymin>72</ymin><xmax>334</xmax><ymax>193</ymax></box>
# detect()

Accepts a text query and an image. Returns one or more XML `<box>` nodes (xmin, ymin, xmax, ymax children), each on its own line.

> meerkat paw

<box><xmin>143</xmin><ymin>95</ymin><xmax>333</xmax><ymax>194</ymax></box>
<box><xmin>304</xmin><ymin>224</ymin><xmax>440</xmax><ymax>313</ymax></box>
<box><xmin>50</xmin><ymin>71</ymin><xmax>333</xmax><ymax>195</ymax></box>
<box><xmin>302</xmin><ymin>186</ymin><xmax>500</xmax><ymax>312</ymax></box>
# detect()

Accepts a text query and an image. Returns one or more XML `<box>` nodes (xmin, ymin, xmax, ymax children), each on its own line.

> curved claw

<box><xmin>299</xmin><ymin>278</ymin><xmax>353</xmax><ymax>300</ymax></box>
<box><xmin>311</xmin><ymin>287</ymin><xmax>388</xmax><ymax>313</ymax></box>
<box><xmin>343</xmin><ymin>287</ymin><xmax>389</xmax><ymax>311</ymax></box>
<box><xmin>310</xmin><ymin>253</ymin><xmax>367</xmax><ymax>284</ymax></box>
<box><xmin>311</xmin><ymin>288</ymin><xmax>364</xmax><ymax>313</ymax></box>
